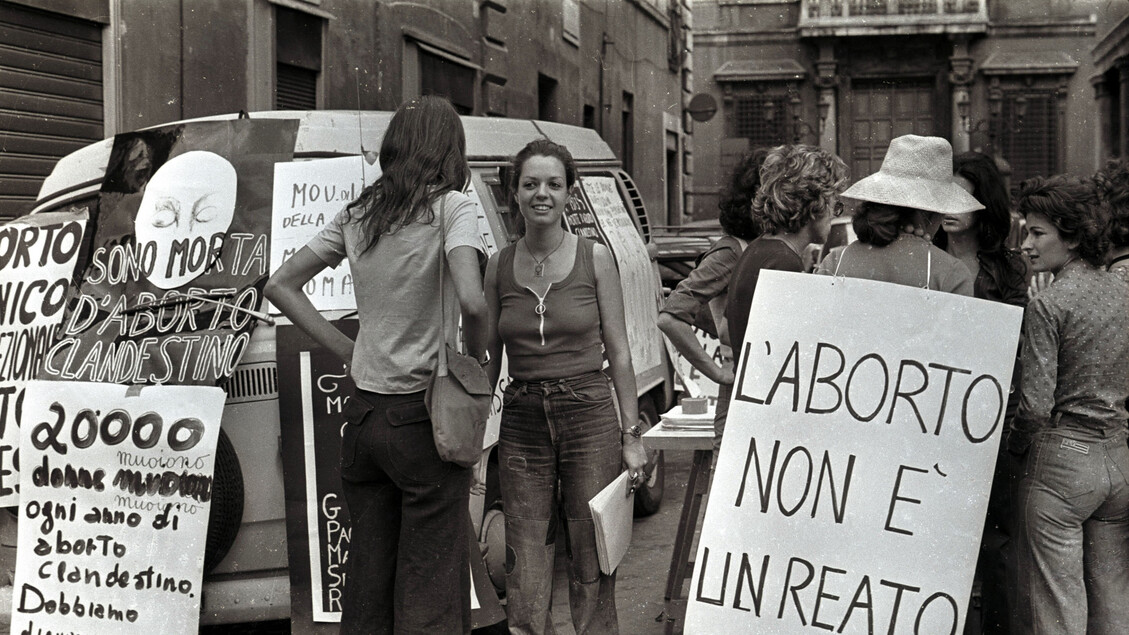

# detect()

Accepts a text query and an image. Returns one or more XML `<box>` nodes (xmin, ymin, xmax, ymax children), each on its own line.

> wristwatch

<box><xmin>622</xmin><ymin>424</ymin><xmax>642</xmax><ymax>439</ymax></box>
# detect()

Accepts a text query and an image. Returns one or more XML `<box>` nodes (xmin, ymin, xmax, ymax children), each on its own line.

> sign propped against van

<box><xmin>12</xmin><ymin>381</ymin><xmax>224</xmax><ymax>635</ymax></box>
<box><xmin>40</xmin><ymin>119</ymin><xmax>299</xmax><ymax>386</ymax></box>
<box><xmin>0</xmin><ymin>211</ymin><xmax>88</xmax><ymax>506</ymax></box>
<box><xmin>686</xmin><ymin>271</ymin><xmax>1021</xmax><ymax>634</ymax></box>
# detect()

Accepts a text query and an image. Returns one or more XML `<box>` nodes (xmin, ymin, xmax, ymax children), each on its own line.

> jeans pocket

<box><xmin>1033</xmin><ymin>437</ymin><xmax>1096</xmax><ymax>500</ymax></box>
<box><xmin>340</xmin><ymin>393</ymin><xmax>374</xmax><ymax>471</ymax></box>
<box><xmin>385</xmin><ymin>402</ymin><xmax>452</xmax><ymax>483</ymax></box>
<box><xmin>502</xmin><ymin>383</ymin><xmax>521</xmax><ymax>408</ymax></box>
<box><xmin>566</xmin><ymin>376</ymin><xmax>612</xmax><ymax>405</ymax></box>
<box><xmin>341</xmin><ymin>421</ymin><xmax>361</xmax><ymax>472</ymax></box>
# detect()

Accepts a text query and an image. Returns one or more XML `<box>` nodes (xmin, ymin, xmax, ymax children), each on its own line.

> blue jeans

<box><xmin>339</xmin><ymin>389</ymin><xmax>472</xmax><ymax>634</ymax></box>
<box><xmin>1015</xmin><ymin>424</ymin><xmax>1129</xmax><ymax>635</ymax></box>
<box><xmin>499</xmin><ymin>371</ymin><xmax>622</xmax><ymax>635</ymax></box>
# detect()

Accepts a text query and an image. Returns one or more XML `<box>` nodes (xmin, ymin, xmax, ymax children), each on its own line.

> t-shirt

<box><xmin>660</xmin><ymin>235</ymin><xmax>743</xmax><ymax>347</ymax></box>
<box><xmin>305</xmin><ymin>190</ymin><xmax>482</xmax><ymax>393</ymax></box>
<box><xmin>725</xmin><ymin>236</ymin><xmax>805</xmax><ymax>356</ymax></box>
<box><xmin>496</xmin><ymin>236</ymin><xmax>604</xmax><ymax>381</ymax></box>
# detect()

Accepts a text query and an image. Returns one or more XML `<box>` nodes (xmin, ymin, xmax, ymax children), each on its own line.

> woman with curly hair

<box><xmin>815</xmin><ymin>135</ymin><xmax>981</xmax><ymax>295</ymax></box>
<box><xmin>658</xmin><ymin>148</ymin><xmax>766</xmax><ymax>451</ymax></box>
<box><xmin>1008</xmin><ymin>175</ymin><xmax>1129</xmax><ymax>634</ymax></box>
<box><xmin>1095</xmin><ymin>158</ymin><xmax>1129</xmax><ymax>282</ymax></box>
<box><xmin>726</xmin><ymin>144</ymin><xmax>848</xmax><ymax>358</ymax></box>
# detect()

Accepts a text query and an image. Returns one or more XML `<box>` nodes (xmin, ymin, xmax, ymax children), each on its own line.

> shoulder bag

<box><xmin>425</xmin><ymin>196</ymin><xmax>493</xmax><ymax>467</ymax></box>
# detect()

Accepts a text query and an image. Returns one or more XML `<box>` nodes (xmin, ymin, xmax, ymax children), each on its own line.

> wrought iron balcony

<box><xmin>798</xmin><ymin>0</ymin><xmax>989</xmax><ymax>36</ymax></box>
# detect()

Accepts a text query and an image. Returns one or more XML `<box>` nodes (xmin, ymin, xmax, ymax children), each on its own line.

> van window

<box><xmin>480</xmin><ymin>174</ymin><xmax>521</xmax><ymax>243</ymax></box>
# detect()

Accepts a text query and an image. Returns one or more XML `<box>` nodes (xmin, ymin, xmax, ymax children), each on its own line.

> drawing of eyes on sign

<box><xmin>134</xmin><ymin>151</ymin><xmax>238</xmax><ymax>290</ymax></box>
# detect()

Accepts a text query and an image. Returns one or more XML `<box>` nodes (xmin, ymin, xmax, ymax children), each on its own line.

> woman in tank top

<box><xmin>482</xmin><ymin>139</ymin><xmax>648</xmax><ymax>634</ymax></box>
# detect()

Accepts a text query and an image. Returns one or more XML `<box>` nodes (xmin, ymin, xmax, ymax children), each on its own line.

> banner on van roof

<box><xmin>40</xmin><ymin>119</ymin><xmax>299</xmax><ymax>386</ymax></box>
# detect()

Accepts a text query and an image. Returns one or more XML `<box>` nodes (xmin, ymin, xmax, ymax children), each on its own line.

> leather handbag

<box><xmin>425</xmin><ymin>196</ymin><xmax>492</xmax><ymax>467</ymax></box>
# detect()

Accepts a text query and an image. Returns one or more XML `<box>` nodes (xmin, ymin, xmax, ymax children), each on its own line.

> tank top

<box><xmin>497</xmin><ymin>236</ymin><xmax>605</xmax><ymax>381</ymax></box>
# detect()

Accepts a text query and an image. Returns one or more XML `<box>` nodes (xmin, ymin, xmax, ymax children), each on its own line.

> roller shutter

<box><xmin>0</xmin><ymin>2</ymin><xmax>103</xmax><ymax>220</ymax></box>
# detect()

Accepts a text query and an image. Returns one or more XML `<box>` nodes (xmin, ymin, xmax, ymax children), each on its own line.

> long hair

<box><xmin>345</xmin><ymin>96</ymin><xmax>469</xmax><ymax>252</ymax></box>
<box><xmin>1016</xmin><ymin>175</ymin><xmax>1109</xmax><ymax>267</ymax></box>
<box><xmin>717</xmin><ymin>148</ymin><xmax>769</xmax><ymax>241</ymax></box>
<box><xmin>753</xmin><ymin>145</ymin><xmax>849</xmax><ymax>234</ymax></box>
<box><xmin>940</xmin><ymin>152</ymin><xmax>1027</xmax><ymax>295</ymax></box>
<box><xmin>950</xmin><ymin>152</ymin><xmax>1013</xmax><ymax>253</ymax></box>
<box><xmin>1095</xmin><ymin>158</ymin><xmax>1129</xmax><ymax>250</ymax></box>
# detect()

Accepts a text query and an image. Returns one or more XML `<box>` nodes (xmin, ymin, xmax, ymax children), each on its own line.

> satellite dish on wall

<box><xmin>687</xmin><ymin>93</ymin><xmax>718</xmax><ymax>123</ymax></box>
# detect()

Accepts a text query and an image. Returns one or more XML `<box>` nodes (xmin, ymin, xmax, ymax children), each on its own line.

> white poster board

<box><xmin>12</xmin><ymin>381</ymin><xmax>225</xmax><ymax>634</ymax></box>
<box><xmin>0</xmin><ymin>211</ymin><xmax>87</xmax><ymax>506</ymax></box>
<box><xmin>270</xmin><ymin>156</ymin><xmax>380</xmax><ymax>312</ymax></box>
<box><xmin>580</xmin><ymin>176</ymin><xmax>664</xmax><ymax>373</ymax></box>
<box><xmin>685</xmin><ymin>271</ymin><xmax>1022</xmax><ymax>634</ymax></box>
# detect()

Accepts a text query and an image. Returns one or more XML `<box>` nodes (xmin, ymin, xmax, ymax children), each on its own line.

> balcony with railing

<box><xmin>798</xmin><ymin>0</ymin><xmax>989</xmax><ymax>36</ymax></box>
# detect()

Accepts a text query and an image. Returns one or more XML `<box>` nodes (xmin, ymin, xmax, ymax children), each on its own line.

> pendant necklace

<box><xmin>524</xmin><ymin>233</ymin><xmax>567</xmax><ymax>277</ymax></box>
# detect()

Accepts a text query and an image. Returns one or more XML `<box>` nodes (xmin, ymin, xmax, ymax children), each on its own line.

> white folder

<box><xmin>588</xmin><ymin>471</ymin><xmax>634</xmax><ymax>575</ymax></box>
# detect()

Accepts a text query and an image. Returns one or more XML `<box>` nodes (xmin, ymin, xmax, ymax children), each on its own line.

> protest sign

<box><xmin>41</xmin><ymin>119</ymin><xmax>299</xmax><ymax>386</ymax></box>
<box><xmin>0</xmin><ymin>211</ymin><xmax>88</xmax><ymax>506</ymax></box>
<box><xmin>269</xmin><ymin>156</ymin><xmax>379</xmax><ymax>312</ymax></box>
<box><xmin>685</xmin><ymin>271</ymin><xmax>1022</xmax><ymax>634</ymax></box>
<box><xmin>11</xmin><ymin>380</ymin><xmax>224</xmax><ymax>634</ymax></box>
<box><xmin>574</xmin><ymin>177</ymin><xmax>664</xmax><ymax>374</ymax></box>
<box><xmin>275</xmin><ymin>322</ymin><xmax>504</xmax><ymax>628</ymax></box>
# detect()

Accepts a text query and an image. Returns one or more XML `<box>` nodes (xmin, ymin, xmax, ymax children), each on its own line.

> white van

<box><xmin>25</xmin><ymin>111</ymin><xmax>675</xmax><ymax>626</ymax></box>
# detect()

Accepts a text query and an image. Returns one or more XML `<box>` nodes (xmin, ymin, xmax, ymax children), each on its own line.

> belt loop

<box><xmin>1050</xmin><ymin>412</ymin><xmax>1063</xmax><ymax>428</ymax></box>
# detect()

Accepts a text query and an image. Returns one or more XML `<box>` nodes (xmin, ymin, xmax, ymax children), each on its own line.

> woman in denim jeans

<box><xmin>482</xmin><ymin>139</ymin><xmax>649</xmax><ymax>634</ymax></box>
<box><xmin>1008</xmin><ymin>175</ymin><xmax>1129</xmax><ymax>634</ymax></box>
<box><xmin>266</xmin><ymin>96</ymin><xmax>488</xmax><ymax>634</ymax></box>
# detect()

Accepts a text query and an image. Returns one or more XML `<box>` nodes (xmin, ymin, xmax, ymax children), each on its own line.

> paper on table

<box><xmin>660</xmin><ymin>404</ymin><xmax>716</xmax><ymax>430</ymax></box>
<box><xmin>588</xmin><ymin>471</ymin><xmax>634</xmax><ymax>575</ymax></box>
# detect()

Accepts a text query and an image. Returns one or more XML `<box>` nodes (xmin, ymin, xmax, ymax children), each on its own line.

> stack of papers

<box><xmin>660</xmin><ymin>404</ymin><xmax>715</xmax><ymax>430</ymax></box>
<box><xmin>588</xmin><ymin>471</ymin><xmax>633</xmax><ymax>575</ymax></box>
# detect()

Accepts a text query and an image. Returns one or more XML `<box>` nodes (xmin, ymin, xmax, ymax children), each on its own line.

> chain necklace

<box><xmin>523</xmin><ymin>233</ymin><xmax>567</xmax><ymax>277</ymax></box>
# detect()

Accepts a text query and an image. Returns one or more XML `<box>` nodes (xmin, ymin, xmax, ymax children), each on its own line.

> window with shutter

<box><xmin>997</xmin><ymin>91</ymin><xmax>1057</xmax><ymax>187</ymax></box>
<box><xmin>0</xmin><ymin>3</ymin><xmax>103</xmax><ymax>220</ymax></box>
<box><xmin>274</xmin><ymin>6</ymin><xmax>321</xmax><ymax>111</ymax></box>
<box><xmin>734</xmin><ymin>96</ymin><xmax>788</xmax><ymax>149</ymax></box>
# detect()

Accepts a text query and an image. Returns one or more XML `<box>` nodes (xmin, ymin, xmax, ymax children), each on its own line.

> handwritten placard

<box><xmin>685</xmin><ymin>271</ymin><xmax>1022</xmax><ymax>634</ymax></box>
<box><xmin>270</xmin><ymin>156</ymin><xmax>380</xmax><ymax>312</ymax></box>
<box><xmin>11</xmin><ymin>381</ymin><xmax>224</xmax><ymax>634</ymax></box>
<box><xmin>0</xmin><ymin>211</ymin><xmax>88</xmax><ymax>506</ymax></box>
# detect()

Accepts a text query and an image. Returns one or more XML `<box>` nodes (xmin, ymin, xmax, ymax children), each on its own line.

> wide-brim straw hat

<box><xmin>841</xmin><ymin>134</ymin><xmax>985</xmax><ymax>215</ymax></box>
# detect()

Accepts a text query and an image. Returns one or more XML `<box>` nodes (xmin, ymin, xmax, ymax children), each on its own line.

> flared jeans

<box><xmin>499</xmin><ymin>371</ymin><xmax>623</xmax><ymax>634</ymax></box>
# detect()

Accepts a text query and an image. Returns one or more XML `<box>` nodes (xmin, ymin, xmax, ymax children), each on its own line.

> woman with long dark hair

<box><xmin>266</xmin><ymin>96</ymin><xmax>488</xmax><ymax>633</ymax></box>
<box><xmin>1095</xmin><ymin>158</ymin><xmax>1129</xmax><ymax>282</ymax></box>
<box><xmin>931</xmin><ymin>151</ymin><xmax>1027</xmax><ymax>634</ymax></box>
<box><xmin>1009</xmin><ymin>175</ymin><xmax>1129</xmax><ymax>634</ymax></box>
<box><xmin>482</xmin><ymin>139</ymin><xmax>647</xmax><ymax>634</ymax></box>
<box><xmin>658</xmin><ymin>148</ymin><xmax>765</xmax><ymax>452</ymax></box>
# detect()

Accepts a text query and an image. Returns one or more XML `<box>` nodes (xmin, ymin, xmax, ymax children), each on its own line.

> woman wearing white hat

<box><xmin>815</xmin><ymin>134</ymin><xmax>981</xmax><ymax>295</ymax></box>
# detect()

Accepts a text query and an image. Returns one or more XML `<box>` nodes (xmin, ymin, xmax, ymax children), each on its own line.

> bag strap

<box><xmin>436</xmin><ymin>195</ymin><xmax>449</xmax><ymax>376</ymax></box>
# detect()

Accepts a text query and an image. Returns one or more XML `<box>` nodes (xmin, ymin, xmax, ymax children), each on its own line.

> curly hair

<box><xmin>717</xmin><ymin>148</ymin><xmax>769</xmax><ymax>240</ymax></box>
<box><xmin>1015</xmin><ymin>174</ymin><xmax>1109</xmax><ymax>267</ymax></box>
<box><xmin>751</xmin><ymin>145</ymin><xmax>849</xmax><ymax>234</ymax></box>
<box><xmin>852</xmin><ymin>202</ymin><xmax>918</xmax><ymax>247</ymax></box>
<box><xmin>1094</xmin><ymin>158</ymin><xmax>1129</xmax><ymax>249</ymax></box>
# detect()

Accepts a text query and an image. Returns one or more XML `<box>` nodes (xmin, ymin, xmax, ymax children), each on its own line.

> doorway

<box><xmin>848</xmin><ymin>78</ymin><xmax>935</xmax><ymax>179</ymax></box>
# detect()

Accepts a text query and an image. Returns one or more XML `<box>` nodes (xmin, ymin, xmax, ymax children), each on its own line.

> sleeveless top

<box><xmin>497</xmin><ymin>236</ymin><xmax>604</xmax><ymax>381</ymax></box>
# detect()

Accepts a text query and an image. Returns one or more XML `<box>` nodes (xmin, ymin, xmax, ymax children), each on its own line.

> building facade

<box><xmin>0</xmin><ymin>0</ymin><xmax>692</xmax><ymax>225</ymax></box>
<box><xmin>691</xmin><ymin>0</ymin><xmax>1112</xmax><ymax>219</ymax></box>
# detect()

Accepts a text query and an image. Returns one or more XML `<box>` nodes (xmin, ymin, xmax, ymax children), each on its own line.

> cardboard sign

<box><xmin>11</xmin><ymin>381</ymin><xmax>224</xmax><ymax>634</ymax></box>
<box><xmin>41</xmin><ymin>119</ymin><xmax>299</xmax><ymax>386</ymax></box>
<box><xmin>576</xmin><ymin>177</ymin><xmax>664</xmax><ymax>374</ymax></box>
<box><xmin>269</xmin><ymin>156</ymin><xmax>379</xmax><ymax>312</ymax></box>
<box><xmin>685</xmin><ymin>271</ymin><xmax>1022</xmax><ymax>634</ymax></box>
<box><xmin>0</xmin><ymin>211</ymin><xmax>88</xmax><ymax>506</ymax></box>
<box><xmin>276</xmin><ymin>322</ymin><xmax>505</xmax><ymax>628</ymax></box>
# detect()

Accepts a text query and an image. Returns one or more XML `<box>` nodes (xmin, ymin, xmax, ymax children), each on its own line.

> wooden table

<box><xmin>643</xmin><ymin>420</ymin><xmax>714</xmax><ymax>635</ymax></box>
